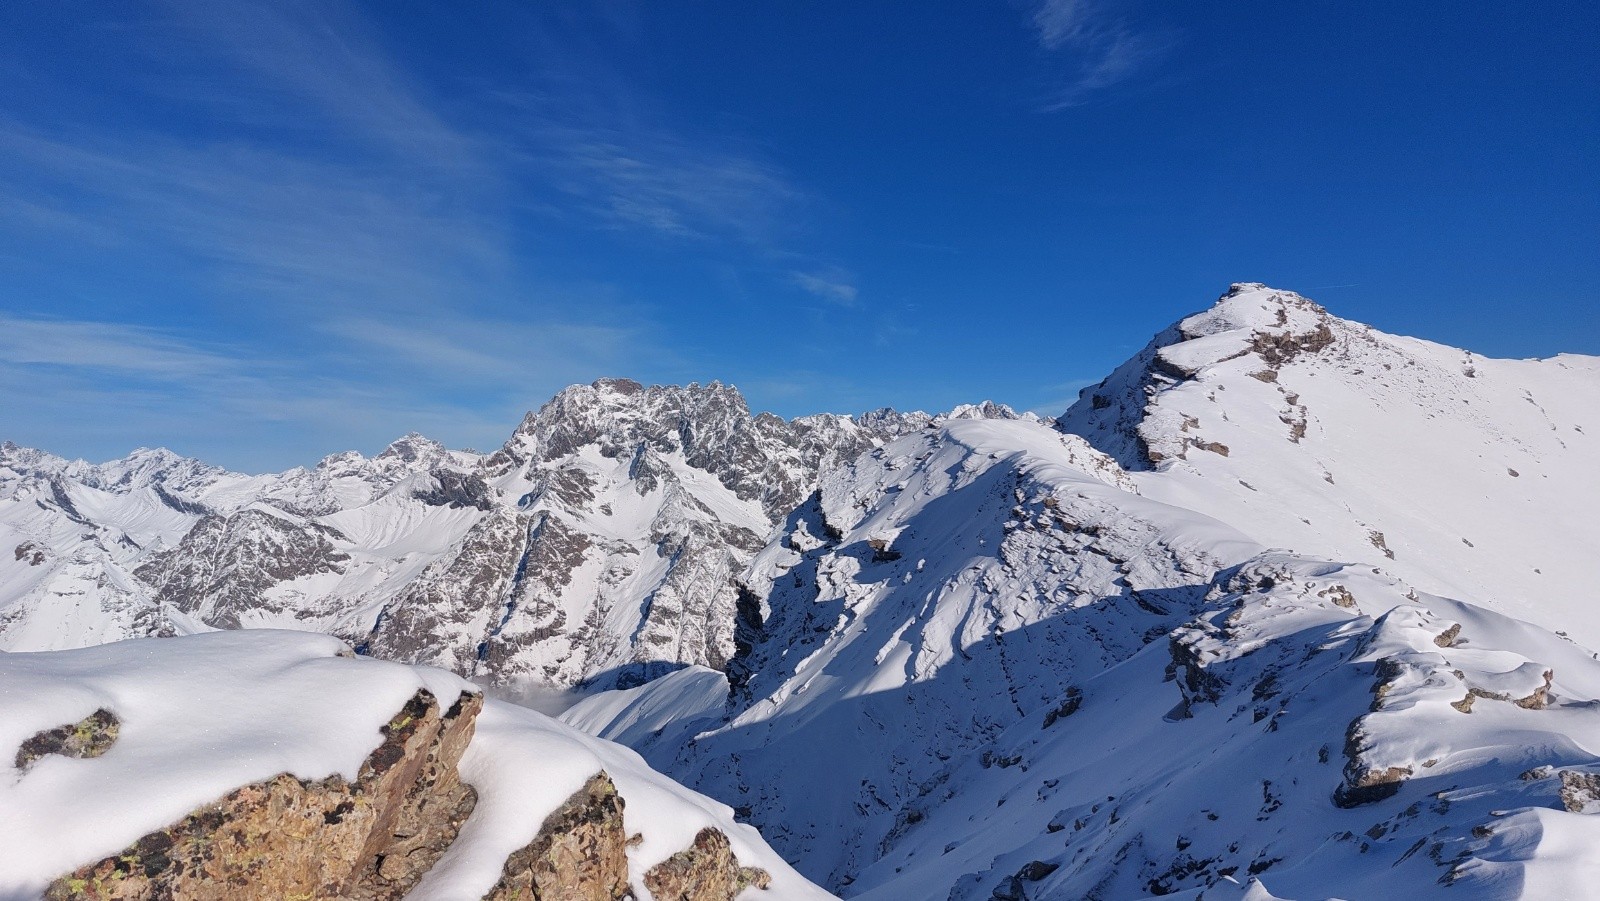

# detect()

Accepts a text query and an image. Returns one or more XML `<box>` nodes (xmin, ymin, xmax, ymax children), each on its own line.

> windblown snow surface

<box><xmin>0</xmin><ymin>629</ymin><xmax>831</xmax><ymax>901</ymax></box>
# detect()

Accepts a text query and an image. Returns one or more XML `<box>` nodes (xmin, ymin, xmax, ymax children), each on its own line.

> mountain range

<box><xmin>4</xmin><ymin>283</ymin><xmax>1599</xmax><ymax>900</ymax></box>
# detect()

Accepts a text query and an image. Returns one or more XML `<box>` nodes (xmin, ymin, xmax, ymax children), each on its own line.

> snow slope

<box><xmin>0</xmin><ymin>629</ymin><xmax>832</xmax><ymax>900</ymax></box>
<box><xmin>578</xmin><ymin>417</ymin><xmax>1262</xmax><ymax>889</ymax></box>
<box><xmin>575</xmin><ymin>377</ymin><xmax>1600</xmax><ymax>898</ymax></box>
<box><xmin>1060</xmin><ymin>283</ymin><xmax>1600</xmax><ymax>647</ymax></box>
<box><xmin>615</xmin><ymin>288</ymin><xmax>1600</xmax><ymax>899</ymax></box>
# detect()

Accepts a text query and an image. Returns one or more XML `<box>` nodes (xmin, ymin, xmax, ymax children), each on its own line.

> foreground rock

<box><xmin>48</xmin><ymin>689</ymin><xmax>481</xmax><ymax>901</ymax></box>
<box><xmin>482</xmin><ymin>772</ymin><xmax>629</xmax><ymax>901</ymax></box>
<box><xmin>0</xmin><ymin>630</ymin><xmax>834</xmax><ymax>901</ymax></box>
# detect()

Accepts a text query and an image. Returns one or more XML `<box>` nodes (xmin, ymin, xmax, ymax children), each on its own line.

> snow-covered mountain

<box><xmin>0</xmin><ymin>381</ymin><xmax>1018</xmax><ymax>692</ymax></box>
<box><xmin>576</xmin><ymin>414</ymin><xmax>1600</xmax><ymax>898</ymax></box>
<box><xmin>1060</xmin><ymin>283</ymin><xmax>1600</xmax><ymax>647</ymax></box>
<box><xmin>553</xmin><ymin>286</ymin><xmax>1600</xmax><ymax>899</ymax></box>
<box><xmin>4</xmin><ymin>283</ymin><xmax>1598</xmax><ymax>900</ymax></box>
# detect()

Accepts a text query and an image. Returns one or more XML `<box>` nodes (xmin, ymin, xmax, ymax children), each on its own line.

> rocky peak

<box><xmin>0</xmin><ymin>444</ymin><xmax>69</xmax><ymax>496</ymax></box>
<box><xmin>1057</xmin><ymin>283</ymin><xmax>1352</xmax><ymax>469</ymax></box>
<box><xmin>504</xmin><ymin>379</ymin><xmax>755</xmax><ymax>464</ymax></box>
<box><xmin>316</xmin><ymin>450</ymin><xmax>371</xmax><ymax>473</ymax></box>
<box><xmin>492</xmin><ymin>380</ymin><xmax>858</xmax><ymax>518</ymax></box>
<box><xmin>375</xmin><ymin>433</ymin><xmax>450</xmax><ymax>468</ymax></box>
<box><xmin>86</xmin><ymin>447</ymin><xmax>233</xmax><ymax>495</ymax></box>
<box><xmin>940</xmin><ymin>400</ymin><xmax>1030</xmax><ymax>422</ymax></box>
<box><xmin>0</xmin><ymin>440</ymin><xmax>49</xmax><ymax>469</ymax></box>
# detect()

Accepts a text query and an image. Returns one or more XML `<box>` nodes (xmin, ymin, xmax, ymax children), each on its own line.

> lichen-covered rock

<box><xmin>45</xmin><ymin>688</ymin><xmax>481</xmax><ymax>901</ymax></box>
<box><xmin>484</xmin><ymin>771</ymin><xmax>631</xmax><ymax>901</ymax></box>
<box><xmin>347</xmin><ymin>691</ymin><xmax>483</xmax><ymax>899</ymax></box>
<box><xmin>644</xmin><ymin>827</ymin><xmax>772</xmax><ymax>901</ymax></box>
<box><xmin>15</xmin><ymin>708</ymin><xmax>119</xmax><ymax>770</ymax></box>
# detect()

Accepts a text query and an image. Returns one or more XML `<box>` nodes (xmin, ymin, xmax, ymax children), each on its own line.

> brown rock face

<box><xmin>43</xmin><ymin>692</ymin><xmax>775</xmax><ymax>901</ymax></box>
<box><xmin>484</xmin><ymin>771</ymin><xmax>631</xmax><ymax>901</ymax></box>
<box><xmin>46</xmin><ymin>689</ymin><xmax>482</xmax><ymax>901</ymax></box>
<box><xmin>1248</xmin><ymin>322</ymin><xmax>1336</xmax><ymax>367</ymax></box>
<box><xmin>481</xmin><ymin>780</ymin><xmax>770</xmax><ymax>901</ymax></box>
<box><xmin>644</xmin><ymin>827</ymin><xmax>772</xmax><ymax>901</ymax></box>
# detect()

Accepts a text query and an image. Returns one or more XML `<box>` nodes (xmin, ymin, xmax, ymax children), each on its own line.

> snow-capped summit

<box><xmin>1059</xmin><ymin>282</ymin><xmax>1600</xmax><ymax>645</ymax></box>
<box><xmin>1059</xmin><ymin>283</ymin><xmax>1348</xmax><ymax>469</ymax></box>
<box><xmin>940</xmin><ymin>400</ymin><xmax>1036</xmax><ymax>422</ymax></box>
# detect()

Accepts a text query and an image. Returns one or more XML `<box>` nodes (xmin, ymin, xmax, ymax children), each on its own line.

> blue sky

<box><xmin>2</xmin><ymin>1</ymin><xmax>1595</xmax><ymax>471</ymax></box>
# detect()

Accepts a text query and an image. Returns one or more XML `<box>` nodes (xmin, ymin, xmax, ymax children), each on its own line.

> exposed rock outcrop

<box><xmin>46</xmin><ymin>689</ymin><xmax>481</xmax><ymax>901</ymax></box>
<box><xmin>40</xmin><ymin>689</ymin><xmax>777</xmax><ymax>901</ymax></box>
<box><xmin>482</xmin><ymin>775</ymin><xmax>772</xmax><ymax>901</ymax></box>
<box><xmin>644</xmin><ymin>827</ymin><xmax>772</xmax><ymax>901</ymax></box>
<box><xmin>15</xmin><ymin>708</ymin><xmax>120</xmax><ymax>770</ymax></box>
<box><xmin>483</xmin><ymin>772</ymin><xmax>630</xmax><ymax>901</ymax></box>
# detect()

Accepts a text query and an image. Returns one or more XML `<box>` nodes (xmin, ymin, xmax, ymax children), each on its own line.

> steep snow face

<box><xmin>1060</xmin><ymin>283</ymin><xmax>1600</xmax><ymax>647</ymax></box>
<box><xmin>0</xmin><ymin>630</ymin><xmax>832</xmax><ymax>900</ymax></box>
<box><xmin>594</xmin><ymin>418</ymin><xmax>1262</xmax><ymax>890</ymax></box>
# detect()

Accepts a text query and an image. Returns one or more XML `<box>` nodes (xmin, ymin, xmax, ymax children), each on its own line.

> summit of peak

<box><xmin>1057</xmin><ymin>284</ymin><xmax>1359</xmax><ymax>470</ymax></box>
<box><xmin>377</xmin><ymin>432</ymin><xmax>447</xmax><ymax>461</ymax></box>
<box><xmin>546</xmin><ymin>377</ymin><xmax>746</xmax><ymax>409</ymax></box>
<box><xmin>1224</xmin><ymin>281</ymin><xmax>1272</xmax><ymax>296</ymax></box>
<box><xmin>1184</xmin><ymin>284</ymin><xmax>1331</xmax><ymax>340</ymax></box>
<box><xmin>591</xmin><ymin>377</ymin><xmax>644</xmax><ymax>395</ymax></box>
<box><xmin>938</xmin><ymin>401</ymin><xmax>1033</xmax><ymax>423</ymax></box>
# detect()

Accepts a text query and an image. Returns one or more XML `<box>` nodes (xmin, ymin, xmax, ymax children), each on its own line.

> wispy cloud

<box><xmin>0</xmin><ymin>127</ymin><xmax>503</xmax><ymax>311</ymax></box>
<box><xmin>789</xmin><ymin>269</ymin><xmax>859</xmax><ymax>306</ymax></box>
<box><xmin>152</xmin><ymin>0</ymin><xmax>482</xmax><ymax>168</ymax></box>
<box><xmin>546</xmin><ymin>130</ymin><xmax>802</xmax><ymax>242</ymax></box>
<box><xmin>0</xmin><ymin>311</ymin><xmax>646</xmax><ymax>468</ymax></box>
<box><xmin>1030</xmin><ymin>0</ymin><xmax>1173</xmax><ymax>109</ymax></box>
<box><xmin>0</xmin><ymin>2</ymin><xmax>861</xmax><ymax>467</ymax></box>
<box><xmin>0</xmin><ymin>315</ymin><xmax>238</xmax><ymax>379</ymax></box>
<box><xmin>321</xmin><ymin>313</ymin><xmax>651</xmax><ymax>387</ymax></box>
